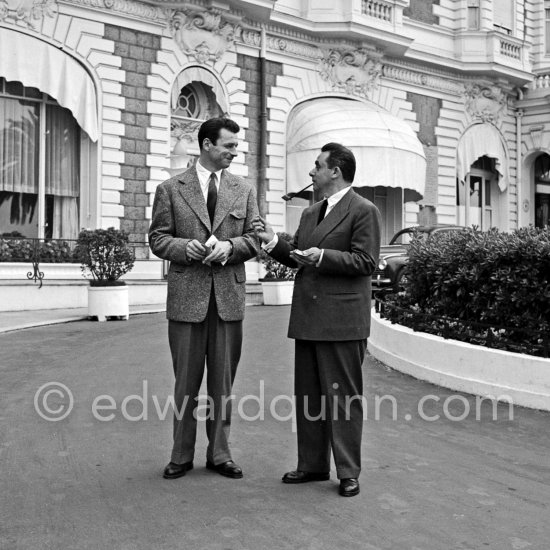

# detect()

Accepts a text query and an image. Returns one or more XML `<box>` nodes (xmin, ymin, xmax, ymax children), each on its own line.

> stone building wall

<box><xmin>237</xmin><ymin>54</ymin><xmax>283</xmax><ymax>201</ymax></box>
<box><xmin>104</xmin><ymin>25</ymin><xmax>160</xmax><ymax>258</ymax></box>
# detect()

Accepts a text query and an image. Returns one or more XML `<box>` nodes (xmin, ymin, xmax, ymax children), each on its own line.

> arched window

<box><xmin>170</xmin><ymin>81</ymin><xmax>225</xmax><ymax>172</ymax></box>
<box><xmin>0</xmin><ymin>78</ymin><xmax>81</xmax><ymax>239</ymax></box>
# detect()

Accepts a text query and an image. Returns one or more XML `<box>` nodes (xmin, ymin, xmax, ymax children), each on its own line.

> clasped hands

<box><xmin>186</xmin><ymin>239</ymin><xmax>232</xmax><ymax>264</ymax></box>
<box><xmin>252</xmin><ymin>215</ymin><xmax>321</xmax><ymax>267</ymax></box>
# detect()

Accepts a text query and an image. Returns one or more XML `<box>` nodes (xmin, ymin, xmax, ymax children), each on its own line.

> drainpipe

<box><xmin>258</xmin><ymin>24</ymin><xmax>267</xmax><ymax>217</ymax></box>
<box><xmin>516</xmin><ymin>87</ymin><xmax>524</xmax><ymax>228</ymax></box>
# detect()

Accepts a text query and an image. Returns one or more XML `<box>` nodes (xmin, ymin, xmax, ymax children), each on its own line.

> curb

<box><xmin>0</xmin><ymin>307</ymin><xmax>167</xmax><ymax>335</ymax></box>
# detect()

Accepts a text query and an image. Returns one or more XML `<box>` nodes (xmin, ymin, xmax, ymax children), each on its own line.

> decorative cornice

<box><xmin>464</xmin><ymin>81</ymin><xmax>508</xmax><ymax>123</ymax></box>
<box><xmin>319</xmin><ymin>47</ymin><xmax>383</xmax><ymax>98</ymax></box>
<box><xmin>241</xmin><ymin>28</ymin><xmax>321</xmax><ymax>60</ymax></box>
<box><xmin>0</xmin><ymin>0</ymin><xmax>57</xmax><ymax>29</ymax></box>
<box><xmin>104</xmin><ymin>0</ymin><xmax>165</xmax><ymax>20</ymax></box>
<box><xmin>62</xmin><ymin>0</ymin><xmax>167</xmax><ymax>22</ymax></box>
<box><xmin>239</xmin><ymin>29</ymin><xmax>474</xmax><ymax>97</ymax></box>
<box><xmin>169</xmin><ymin>6</ymin><xmax>242</xmax><ymax>64</ymax></box>
<box><xmin>382</xmin><ymin>63</ymin><xmax>464</xmax><ymax>95</ymax></box>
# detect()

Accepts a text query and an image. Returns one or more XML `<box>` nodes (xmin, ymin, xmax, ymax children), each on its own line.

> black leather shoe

<box><xmin>163</xmin><ymin>461</ymin><xmax>193</xmax><ymax>479</ymax></box>
<box><xmin>206</xmin><ymin>460</ymin><xmax>243</xmax><ymax>479</ymax></box>
<box><xmin>282</xmin><ymin>470</ymin><xmax>330</xmax><ymax>484</ymax></box>
<box><xmin>339</xmin><ymin>478</ymin><xmax>360</xmax><ymax>497</ymax></box>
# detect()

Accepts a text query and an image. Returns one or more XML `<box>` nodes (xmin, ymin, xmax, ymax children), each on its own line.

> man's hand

<box><xmin>290</xmin><ymin>247</ymin><xmax>322</xmax><ymax>266</ymax></box>
<box><xmin>186</xmin><ymin>239</ymin><xmax>207</xmax><ymax>261</ymax></box>
<box><xmin>252</xmin><ymin>215</ymin><xmax>275</xmax><ymax>244</ymax></box>
<box><xmin>203</xmin><ymin>240</ymin><xmax>233</xmax><ymax>264</ymax></box>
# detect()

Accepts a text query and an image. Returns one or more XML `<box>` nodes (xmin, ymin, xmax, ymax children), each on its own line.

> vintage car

<box><xmin>372</xmin><ymin>225</ymin><xmax>464</xmax><ymax>292</ymax></box>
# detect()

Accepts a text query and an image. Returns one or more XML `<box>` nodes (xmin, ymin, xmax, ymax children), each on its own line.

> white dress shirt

<box><xmin>263</xmin><ymin>186</ymin><xmax>352</xmax><ymax>266</ymax></box>
<box><xmin>194</xmin><ymin>161</ymin><xmax>230</xmax><ymax>264</ymax></box>
<box><xmin>195</xmin><ymin>160</ymin><xmax>222</xmax><ymax>202</ymax></box>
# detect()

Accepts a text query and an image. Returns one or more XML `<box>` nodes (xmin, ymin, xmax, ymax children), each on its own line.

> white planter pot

<box><xmin>260</xmin><ymin>280</ymin><xmax>294</xmax><ymax>305</ymax></box>
<box><xmin>87</xmin><ymin>285</ymin><xmax>129</xmax><ymax>321</ymax></box>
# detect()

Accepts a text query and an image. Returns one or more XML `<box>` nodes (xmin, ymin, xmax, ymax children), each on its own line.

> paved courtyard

<box><xmin>1</xmin><ymin>306</ymin><xmax>549</xmax><ymax>549</ymax></box>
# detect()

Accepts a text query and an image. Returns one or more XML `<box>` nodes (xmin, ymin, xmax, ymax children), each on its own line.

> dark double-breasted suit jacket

<box><xmin>148</xmin><ymin>166</ymin><xmax>259</xmax><ymax>321</ymax></box>
<box><xmin>269</xmin><ymin>187</ymin><xmax>381</xmax><ymax>478</ymax></box>
<box><xmin>270</xmin><ymin>188</ymin><xmax>381</xmax><ymax>341</ymax></box>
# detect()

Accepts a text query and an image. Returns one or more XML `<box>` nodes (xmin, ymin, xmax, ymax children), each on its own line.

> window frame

<box><xmin>467</xmin><ymin>0</ymin><xmax>480</xmax><ymax>31</ymax></box>
<box><xmin>0</xmin><ymin>78</ymin><xmax>88</xmax><ymax>239</ymax></box>
<box><xmin>493</xmin><ymin>0</ymin><xmax>515</xmax><ymax>36</ymax></box>
<box><xmin>457</xmin><ymin>168</ymin><xmax>494</xmax><ymax>230</ymax></box>
<box><xmin>545</xmin><ymin>2</ymin><xmax>550</xmax><ymax>55</ymax></box>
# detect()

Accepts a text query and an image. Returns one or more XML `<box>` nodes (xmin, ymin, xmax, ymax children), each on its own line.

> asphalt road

<box><xmin>1</xmin><ymin>306</ymin><xmax>549</xmax><ymax>549</ymax></box>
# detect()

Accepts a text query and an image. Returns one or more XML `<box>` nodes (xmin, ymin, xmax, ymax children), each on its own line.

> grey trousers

<box><xmin>168</xmin><ymin>294</ymin><xmax>243</xmax><ymax>465</ymax></box>
<box><xmin>294</xmin><ymin>339</ymin><xmax>367</xmax><ymax>480</ymax></box>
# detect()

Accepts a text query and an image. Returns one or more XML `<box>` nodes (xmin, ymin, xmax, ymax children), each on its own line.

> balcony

<box><xmin>271</xmin><ymin>0</ymin><xmax>413</xmax><ymax>56</ymax></box>
<box><xmin>454</xmin><ymin>31</ymin><xmax>532</xmax><ymax>85</ymax></box>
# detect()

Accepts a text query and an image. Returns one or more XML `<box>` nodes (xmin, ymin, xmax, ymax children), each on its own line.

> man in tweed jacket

<box><xmin>149</xmin><ymin>117</ymin><xmax>259</xmax><ymax>480</ymax></box>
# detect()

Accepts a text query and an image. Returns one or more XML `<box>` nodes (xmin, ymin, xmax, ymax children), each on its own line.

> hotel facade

<box><xmin>0</xmin><ymin>0</ymin><xmax>548</xmax><ymax>309</ymax></box>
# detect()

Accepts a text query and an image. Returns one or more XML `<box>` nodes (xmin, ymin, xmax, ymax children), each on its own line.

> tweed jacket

<box><xmin>269</xmin><ymin>188</ymin><xmax>381</xmax><ymax>341</ymax></box>
<box><xmin>149</xmin><ymin>166</ymin><xmax>259</xmax><ymax>322</ymax></box>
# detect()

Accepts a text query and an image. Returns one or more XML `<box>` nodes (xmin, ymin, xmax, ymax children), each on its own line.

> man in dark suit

<box><xmin>253</xmin><ymin>142</ymin><xmax>381</xmax><ymax>497</ymax></box>
<box><xmin>149</xmin><ymin>117</ymin><xmax>259</xmax><ymax>480</ymax></box>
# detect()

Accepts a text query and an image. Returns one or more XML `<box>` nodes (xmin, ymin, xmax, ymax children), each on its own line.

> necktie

<box><xmin>207</xmin><ymin>173</ymin><xmax>217</xmax><ymax>224</ymax></box>
<box><xmin>317</xmin><ymin>199</ymin><xmax>328</xmax><ymax>225</ymax></box>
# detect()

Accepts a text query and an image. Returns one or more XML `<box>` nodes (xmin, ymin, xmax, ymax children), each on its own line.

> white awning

<box><xmin>171</xmin><ymin>66</ymin><xmax>228</xmax><ymax>113</ymax></box>
<box><xmin>287</xmin><ymin>98</ymin><xmax>426</xmax><ymax>200</ymax></box>
<box><xmin>0</xmin><ymin>27</ymin><xmax>98</xmax><ymax>142</ymax></box>
<box><xmin>457</xmin><ymin>123</ymin><xmax>508</xmax><ymax>191</ymax></box>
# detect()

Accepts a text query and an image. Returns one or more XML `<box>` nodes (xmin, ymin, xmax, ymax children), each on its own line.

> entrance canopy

<box><xmin>457</xmin><ymin>123</ymin><xmax>508</xmax><ymax>191</ymax></box>
<box><xmin>0</xmin><ymin>27</ymin><xmax>98</xmax><ymax>142</ymax></box>
<box><xmin>286</xmin><ymin>98</ymin><xmax>426</xmax><ymax>200</ymax></box>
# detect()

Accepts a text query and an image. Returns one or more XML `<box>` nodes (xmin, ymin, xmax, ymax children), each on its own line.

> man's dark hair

<box><xmin>321</xmin><ymin>142</ymin><xmax>356</xmax><ymax>183</ymax></box>
<box><xmin>198</xmin><ymin>117</ymin><xmax>240</xmax><ymax>150</ymax></box>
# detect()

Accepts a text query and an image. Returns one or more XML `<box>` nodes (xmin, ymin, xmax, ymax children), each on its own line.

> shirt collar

<box><xmin>196</xmin><ymin>160</ymin><xmax>222</xmax><ymax>185</ymax></box>
<box><xmin>326</xmin><ymin>185</ymin><xmax>352</xmax><ymax>209</ymax></box>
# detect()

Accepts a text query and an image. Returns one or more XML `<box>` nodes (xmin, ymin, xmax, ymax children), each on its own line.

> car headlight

<box><xmin>378</xmin><ymin>258</ymin><xmax>387</xmax><ymax>270</ymax></box>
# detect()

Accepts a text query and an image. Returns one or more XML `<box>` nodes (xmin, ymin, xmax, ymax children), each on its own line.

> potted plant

<box><xmin>74</xmin><ymin>227</ymin><xmax>135</xmax><ymax>321</ymax></box>
<box><xmin>259</xmin><ymin>232</ymin><xmax>297</xmax><ymax>306</ymax></box>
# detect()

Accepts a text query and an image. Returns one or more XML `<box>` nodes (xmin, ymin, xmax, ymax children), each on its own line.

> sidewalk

<box><xmin>0</xmin><ymin>303</ymin><xmax>166</xmax><ymax>334</ymax></box>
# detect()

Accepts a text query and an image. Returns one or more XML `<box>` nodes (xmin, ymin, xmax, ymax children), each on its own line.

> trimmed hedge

<box><xmin>0</xmin><ymin>238</ymin><xmax>77</xmax><ymax>263</ymax></box>
<box><xmin>389</xmin><ymin>226</ymin><xmax>550</xmax><ymax>356</ymax></box>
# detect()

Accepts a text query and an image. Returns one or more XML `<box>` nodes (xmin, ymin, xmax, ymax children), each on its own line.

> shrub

<box><xmin>74</xmin><ymin>228</ymin><xmax>135</xmax><ymax>285</ymax></box>
<box><xmin>259</xmin><ymin>231</ymin><xmax>298</xmax><ymax>281</ymax></box>
<box><xmin>390</xmin><ymin>226</ymin><xmax>550</xmax><ymax>356</ymax></box>
<box><xmin>0</xmin><ymin>238</ymin><xmax>77</xmax><ymax>263</ymax></box>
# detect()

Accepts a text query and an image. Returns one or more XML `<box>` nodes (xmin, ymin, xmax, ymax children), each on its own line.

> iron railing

<box><xmin>374</xmin><ymin>291</ymin><xmax>550</xmax><ymax>358</ymax></box>
<box><xmin>0</xmin><ymin>236</ymin><xmax>149</xmax><ymax>289</ymax></box>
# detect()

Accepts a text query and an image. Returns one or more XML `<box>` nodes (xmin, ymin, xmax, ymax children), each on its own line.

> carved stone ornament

<box><xmin>0</xmin><ymin>0</ymin><xmax>56</xmax><ymax>28</ymax></box>
<box><xmin>464</xmin><ymin>81</ymin><xmax>507</xmax><ymax>123</ymax></box>
<box><xmin>319</xmin><ymin>48</ymin><xmax>383</xmax><ymax>97</ymax></box>
<box><xmin>169</xmin><ymin>7</ymin><xmax>242</xmax><ymax>64</ymax></box>
<box><xmin>529</xmin><ymin>125</ymin><xmax>544</xmax><ymax>150</ymax></box>
<box><xmin>171</xmin><ymin>118</ymin><xmax>202</xmax><ymax>144</ymax></box>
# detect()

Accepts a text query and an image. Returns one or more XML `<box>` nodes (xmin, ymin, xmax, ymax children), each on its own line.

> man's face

<box><xmin>309</xmin><ymin>151</ymin><xmax>334</xmax><ymax>196</ymax></box>
<box><xmin>203</xmin><ymin>128</ymin><xmax>239</xmax><ymax>170</ymax></box>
